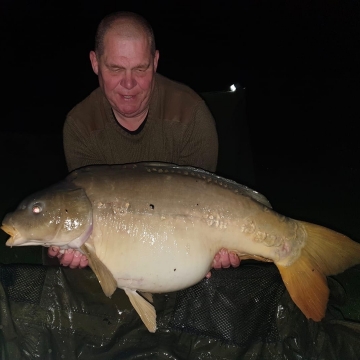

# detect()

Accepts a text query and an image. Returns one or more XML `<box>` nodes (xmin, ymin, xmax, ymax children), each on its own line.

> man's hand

<box><xmin>206</xmin><ymin>248</ymin><xmax>241</xmax><ymax>279</ymax></box>
<box><xmin>48</xmin><ymin>247</ymin><xmax>88</xmax><ymax>269</ymax></box>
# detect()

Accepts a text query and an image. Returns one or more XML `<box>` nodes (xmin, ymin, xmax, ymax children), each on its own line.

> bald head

<box><xmin>95</xmin><ymin>11</ymin><xmax>156</xmax><ymax>58</ymax></box>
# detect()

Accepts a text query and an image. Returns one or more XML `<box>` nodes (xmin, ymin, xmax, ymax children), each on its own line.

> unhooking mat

<box><xmin>1</xmin><ymin>262</ymin><xmax>360</xmax><ymax>360</ymax></box>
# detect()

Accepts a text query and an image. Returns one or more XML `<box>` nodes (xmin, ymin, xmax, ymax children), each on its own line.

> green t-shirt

<box><xmin>63</xmin><ymin>73</ymin><xmax>218</xmax><ymax>172</ymax></box>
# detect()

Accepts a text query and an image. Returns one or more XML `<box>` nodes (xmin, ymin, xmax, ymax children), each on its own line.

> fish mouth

<box><xmin>1</xmin><ymin>223</ymin><xmax>20</xmax><ymax>247</ymax></box>
<box><xmin>1</xmin><ymin>223</ymin><xmax>16</xmax><ymax>237</ymax></box>
<box><xmin>1</xmin><ymin>223</ymin><xmax>30</xmax><ymax>247</ymax></box>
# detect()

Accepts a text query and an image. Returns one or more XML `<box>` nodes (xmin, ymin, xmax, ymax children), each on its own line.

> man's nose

<box><xmin>121</xmin><ymin>71</ymin><xmax>136</xmax><ymax>89</ymax></box>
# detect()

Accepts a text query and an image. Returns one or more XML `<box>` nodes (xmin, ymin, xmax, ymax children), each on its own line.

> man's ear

<box><xmin>153</xmin><ymin>50</ymin><xmax>159</xmax><ymax>72</ymax></box>
<box><xmin>89</xmin><ymin>51</ymin><xmax>99</xmax><ymax>75</ymax></box>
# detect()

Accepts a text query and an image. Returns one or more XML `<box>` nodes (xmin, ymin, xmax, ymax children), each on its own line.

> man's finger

<box><xmin>78</xmin><ymin>254</ymin><xmax>89</xmax><ymax>268</ymax></box>
<box><xmin>219</xmin><ymin>248</ymin><xmax>231</xmax><ymax>268</ymax></box>
<box><xmin>212</xmin><ymin>252</ymin><xmax>222</xmax><ymax>269</ymax></box>
<box><xmin>48</xmin><ymin>246</ymin><xmax>60</xmax><ymax>258</ymax></box>
<box><xmin>59</xmin><ymin>249</ymin><xmax>75</xmax><ymax>266</ymax></box>
<box><xmin>69</xmin><ymin>252</ymin><xmax>82</xmax><ymax>268</ymax></box>
<box><xmin>229</xmin><ymin>252</ymin><xmax>240</xmax><ymax>267</ymax></box>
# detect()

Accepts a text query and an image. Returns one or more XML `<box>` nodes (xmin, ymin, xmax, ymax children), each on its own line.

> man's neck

<box><xmin>113</xmin><ymin>113</ymin><xmax>146</xmax><ymax>131</ymax></box>
<box><xmin>112</xmin><ymin>110</ymin><xmax>149</xmax><ymax>133</ymax></box>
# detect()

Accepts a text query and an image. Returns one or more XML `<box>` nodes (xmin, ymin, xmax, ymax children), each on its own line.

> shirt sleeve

<box><xmin>63</xmin><ymin>115</ymin><xmax>105</xmax><ymax>172</ymax></box>
<box><xmin>179</xmin><ymin>101</ymin><xmax>219</xmax><ymax>172</ymax></box>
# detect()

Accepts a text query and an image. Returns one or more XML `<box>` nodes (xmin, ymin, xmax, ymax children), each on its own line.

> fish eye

<box><xmin>32</xmin><ymin>204</ymin><xmax>43</xmax><ymax>214</ymax></box>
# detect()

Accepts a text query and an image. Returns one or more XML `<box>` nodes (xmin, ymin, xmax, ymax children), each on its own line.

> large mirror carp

<box><xmin>2</xmin><ymin>162</ymin><xmax>360</xmax><ymax>332</ymax></box>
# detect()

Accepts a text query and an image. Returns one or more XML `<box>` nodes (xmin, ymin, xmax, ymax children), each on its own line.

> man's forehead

<box><xmin>103</xmin><ymin>29</ymin><xmax>150</xmax><ymax>52</ymax></box>
<box><xmin>101</xmin><ymin>37</ymin><xmax>153</xmax><ymax>68</ymax></box>
<box><xmin>105</xmin><ymin>20</ymin><xmax>147</xmax><ymax>42</ymax></box>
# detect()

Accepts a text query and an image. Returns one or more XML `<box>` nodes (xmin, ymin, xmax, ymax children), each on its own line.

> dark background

<box><xmin>0</xmin><ymin>1</ymin><xmax>359</xmax><ymax>321</ymax></box>
<box><xmin>0</xmin><ymin>0</ymin><xmax>359</xmax><ymax>238</ymax></box>
<box><xmin>1</xmin><ymin>0</ymin><xmax>359</xmax><ymax>170</ymax></box>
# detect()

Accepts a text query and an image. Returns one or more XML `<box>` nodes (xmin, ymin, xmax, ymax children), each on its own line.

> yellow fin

<box><xmin>237</xmin><ymin>253</ymin><xmax>272</xmax><ymax>262</ymax></box>
<box><xmin>139</xmin><ymin>292</ymin><xmax>154</xmax><ymax>303</ymax></box>
<box><xmin>80</xmin><ymin>243</ymin><xmax>117</xmax><ymax>297</ymax></box>
<box><xmin>277</xmin><ymin>221</ymin><xmax>360</xmax><ymax>321</ymax></box>
<box><xmin>298</xmin><ymin>221</ymin><xmax>360</xmax><ymax>276</ymax></box>
<box><xmin>277</xmin><ymin>255</ymin><xmax>329</xmax><ymax>321</ymax></box>
<box><xmin>124</xmin><ymin>288</ymin><xmax>157</xmax><ymax>333</ymax></box>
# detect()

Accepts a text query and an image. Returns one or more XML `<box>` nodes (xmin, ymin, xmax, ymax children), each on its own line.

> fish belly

<box><xmin>91</xmin><ymin>213</ymin><xmax>220</xmax><ymax>293</ymax></box>
<box><xmin>89</xmin><ymin>207</ymin><xmax>288</xmax><ymax>293</ymax></box>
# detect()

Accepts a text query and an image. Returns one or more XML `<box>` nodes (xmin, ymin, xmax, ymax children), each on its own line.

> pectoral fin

<box><xmin>139</xmin><ymin>292</ymin><xmax>154</xmax><ymax>303</ymax></box>
<box><xmin>80</xmin><ymin>243</ymin><xmax>117</xmax><ymax>297</ymax></box>
<box><xmin>124</xmin><ymin>288</ymin><xmax>157</xmax><ymax>333</ymax></box>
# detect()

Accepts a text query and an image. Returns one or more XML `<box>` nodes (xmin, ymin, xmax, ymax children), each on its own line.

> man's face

<box><xmin>90</xmin><ymin>30</ymin><xmax>159</xmax><ymax>120</ymax></box>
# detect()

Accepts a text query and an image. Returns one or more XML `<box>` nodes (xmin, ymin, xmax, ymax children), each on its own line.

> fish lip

<box><xmin>1</xmin><ymin>223</ymin><xmax>16</xmax><ymax>237</ymax></box>
<box><xmin>6</xmin><ymin>236</ymin><xmax>51</xmax><ymax>247</ymax></box>
<box><xmin>1</xmin><ymin>223</ymin><xmax>24</xmax><ymax>247</ymax></box>
<box><xmin>5</xmin><ymin>235</ymin><xmax>27</xmax><ymax>247</ymax></box>
<box><xmin>5</xmin><ymin>239</ymin><xmax>14</xmax><ymax>247</ymax></box>
<box><xmin>5</xmin><ymin>236</ymin><xmax>16</xmax><ymax>247</ymax></box>
<box><xmin>1</xmin><ymin>223</ymin><xmax>22</xmax><ymax>247</ymax></box>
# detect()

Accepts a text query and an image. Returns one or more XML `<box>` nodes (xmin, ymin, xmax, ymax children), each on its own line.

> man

<box><xmin>48</xmin><ymin>11</ymin><xmax>240</xmax><ymax>272</ymax></box>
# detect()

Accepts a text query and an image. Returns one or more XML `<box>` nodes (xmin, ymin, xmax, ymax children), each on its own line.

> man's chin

<box><xmin>120</xmin><ymin>110</ymin><xmax>140</xmax><ymax>118</ymax></box>
<box><xmin>115</xmin><ymin>105</ymin><xmax>145</xmax><ymax>118</ymax></box>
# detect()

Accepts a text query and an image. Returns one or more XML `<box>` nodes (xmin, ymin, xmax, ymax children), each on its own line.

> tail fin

<box><xmin>276</xmin><ymin>221</ymin><xmax>360</xmax><ymax>321</ymax></box>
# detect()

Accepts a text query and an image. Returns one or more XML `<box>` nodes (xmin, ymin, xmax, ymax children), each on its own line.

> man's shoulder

<box><xmin>154</xmin><ymin>74</ymin><xmax>208</xmax><ymax>123</ymax></box>
<box><xmin>66</xmin><ymin>88</ymin><xmax>107</xmax><ymax>131</ymax></box>
<box><xmin>155</xmin><ymin>73</ymin><xmax>203</xmax><ymax>104</ymax></box>
<box><xmin>68</xmin><ymin>87</ymin><xmax>104</xmax><ymax>117</ymax></box>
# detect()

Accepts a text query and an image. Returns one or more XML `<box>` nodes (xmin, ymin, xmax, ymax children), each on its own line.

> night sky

<box><xmin>1</xmin><ymin>0</ymin><xmax>359</xmax><ymax>170</ymax></box>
